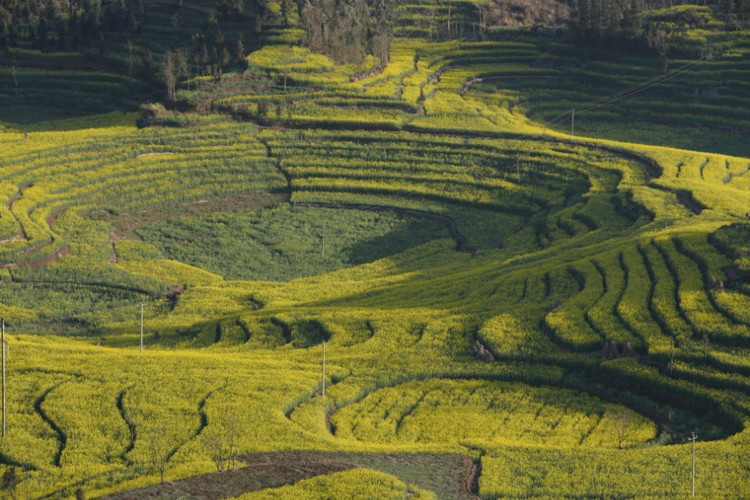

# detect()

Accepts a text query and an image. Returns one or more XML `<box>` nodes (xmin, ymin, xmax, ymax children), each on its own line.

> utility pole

<box><xmin>140</xmin><ymin>302</ymin><xmax>144</xmax><ymax>354</ymax></box>
<box><xmin>11</xmin><ymin>59</ymin><xmax>18</xmax><ymax>97</ymax></box>
<box><xmin>2</xmin><ymin>318</ymin><xmax>5</xmax><ymax>438</ymax></box>
<box><xmin>516</xmin><ymin>156</ymin><xmax>521</xmax><ymax>183</ymax></box>
<box><xmin>691</xmin><ymin>431</ymin><xmax>696</xmax><ymax>496</ymax></box>
<box><xmin>447</xmin><ymin>0</ymin><xmax>452</xmax><ymax>40</ymax></box>
<box><xmin>571</xmin><ymin>107</ymin><xmax>575</xmax><ymax>141</ymax></box>
<box><xmin>321</xmin><ymin>340</ymin><xmax>326</xmax><ymax>397</ymax></box>
<box><xmin>321</xmin><ymin>221</ymin><xmax>326</xmax><ymax>258</ymax></box>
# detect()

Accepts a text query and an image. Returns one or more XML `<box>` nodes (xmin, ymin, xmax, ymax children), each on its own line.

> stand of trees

<box><xmin>0</xmin><ymin>0</ymin><xmax>252</xmax><ymax>69</ymax></box>
<box><xmin>0</xmin><ymin>0</ymin><xmax>149</xmax><ymax>52</ymax></box>
<box><xmin>566</xmin><ymin>0</ymin><xmax>750</xmax><ymax>42</ymax></box>
<box><xmin>300</xmin><ymin>0</ymin><xmax>391</xmax><ymax>64</ymax></box>
<box><xmin>562</xmin><ymin>0</ymin><xmax>748</xmax><ymax>70</ymax></box>
<box><xmin>0</xmin><ymin>0</ymin><xmax>258</xmax><ymax>101</ymax></box>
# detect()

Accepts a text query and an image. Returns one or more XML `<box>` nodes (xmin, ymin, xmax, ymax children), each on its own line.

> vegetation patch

<box><xmin>331</xmin><ymin>378</ymin><xmax>657</xmax><ymax>449</ymax></box>
<box><xmin>0</xmin><ymin>1</ymin><xmax>749</xmax><ymax>498</ymax></box>
<box><xmin>136</xmin><ymin>204</ymin><xmax>450</xmax><ymax>281</ymax></box>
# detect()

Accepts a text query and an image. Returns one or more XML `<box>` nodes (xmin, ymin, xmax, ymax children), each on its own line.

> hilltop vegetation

<box><xmin>0</xmin><ymin>0</ymin><xmax>749</xmax><ymax>498</ymax></box>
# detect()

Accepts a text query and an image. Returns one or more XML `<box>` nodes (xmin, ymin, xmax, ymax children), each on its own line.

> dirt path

<box><xmin>46</xmin><ymin>207</ymin><xmax>68</xmax><ymax>227</ymax></box>
<box><xmin>461</xmin><ymin>456</ymin><xmax>482</xmax><ymax>500</ymax></box>
<box><xmin>0</xmin><ymin>233</ymin><xmax>24</xmax><ymax>244</ymax></box>
<box><xmin>7</xmin><ymin>185</ymin><xmax>29</xmax><ymax>211</ymax></box>
<box><xmin>1</xmin><ymin>241</ymin><xmax>70</xmax><ymax>269</ymax></box>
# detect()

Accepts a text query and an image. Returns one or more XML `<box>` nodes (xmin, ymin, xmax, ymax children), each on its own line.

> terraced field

<box><xmin>0</xmin><ymin>1</ymin><xmax>749</xmax><ymax>498</ymax></box>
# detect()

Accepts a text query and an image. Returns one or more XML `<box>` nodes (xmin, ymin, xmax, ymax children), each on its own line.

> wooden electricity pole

<box><xmin>447</xmin><ymin>0</ymin><xmax>452</xmax><ymax>39</ymax></box>
<box><xmin>140</xmin><ymin>302</ymin><xmax>144</xmax><ymax>354</ymax></box>
<box><xmin>2</xmin><ymin>318</ymin><xmax>5</xmax><ymax>438</ymax></box>
<box><xmin>321</xmin><ymin>340</ymin><xmax>326</xmax><ymax>397</ymax></box>
<box><xmin>516</xmin><ymin>156</ymin><xmax>521</xmax><ymax>183</ymax></box>
<box><xmin>571</xmin><ymin>108</ymin><xmax>575</xmax><ymax>141</ymax></box>
<box><xmin>321</xmin><ymin>221</ymin><xmax>326</xmax><ymax>258</ymax></box>
<box><xmin>691</xmin><ymin>431</ymin><xmax>696</xmax><ymax>496</ymax></box>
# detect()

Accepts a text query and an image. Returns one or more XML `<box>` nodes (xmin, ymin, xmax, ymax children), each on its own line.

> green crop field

<box><xmin>0</xmin><ymin>0</ymin><xmax>749</xmax><ymax>498</ymax></box>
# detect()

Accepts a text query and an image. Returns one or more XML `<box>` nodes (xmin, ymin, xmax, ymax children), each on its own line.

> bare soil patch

<box><xmin>46</xmin><ymin>207</ymin><xmax>68</xmax><ymax>227</ymax></box>
<box><xmin>101</xmin><ymin>452</ymin><xmax>355</xmax><ymax>500</ymax></box>
<box><xmin>1</xmin><ymin>243</ymin><xmax>70</xmax><ymax>269</ymax></box>
<box><xmin>0</xmin><ymin>233</ymin><xmax>25</xmax><ymax>244</ymax></box>
<box><xmin>100</xmin><ymin>451</ymin><xmax>476</xmax><ymax>500</ymax></box>
<box><xmin>88</xmin><ymin>192</ymin><xmax>288</xmax><ymax>241</ymax></box>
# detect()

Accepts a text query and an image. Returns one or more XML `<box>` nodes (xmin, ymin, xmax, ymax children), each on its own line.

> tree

<box><xmin>301</xmin><ymin>0</ymin><xmax>391</xmax><ymax>64</ymax></box>
<box><xmin>647</xmin><ymin>28</ymin><xmax>668</xmax><ymax>71</ymax></box>
<box><xmin>605</xmin><ymin>408</ymin><xmax>633</xmax><ymax>449</ymax></box>
<box><xmin>201</xmin><ymin>428</ymin><xmax>225</xmax><ymax>472</ymax></box>
<box><xmin>232</xmin><ymin>0</ymin><xmax>245</xmax><ymax>18</ymax></box>
<box><xmin>221</xmin><ymin>46</ymin><xmax>231</xmax><ymax>68</ymax></box>
<box><xmin>254</xmin><ymin>0</ymin><xmax>266</xmax><ymax>36</ymax></box>
<box><xmin>257</xmin><ymin>100</ymin><xmax>268</xmax><ymax>118</ymax></box>
<box><xmin>36</xmin><ymin>17</ymin><xmax>48</xmax><ymax>51</ymax></box>
<box><xmin>426</xmin><ymin>0</ymin><xmax>437</xmax><ymax>41</ymax></box>
<box><xmin>222</xmin><ymin>405</ymin><xmax>241</xmax><ymax>470</ymax></box>
<box><xmin>175</xmin><ymin>47</ymin><xmax>189</xmax><ymax>82</ymax></box>
<box><xmin>702</xmin><ymin>333</ymin><xmax>710</xmax><ymax>365</ymax></box>
<box><xmin>235</xmin><ymin>37</ymin><xmax>245</xmax><ymax>62</ymax></box>
<box><xmin>280</xmin><ymin>0</ymin><xmax>290</xmax><ymax>27</ymax></box>
<box><xmin>476</xmin><ymin>2</ymin><xmax>488</xmax><ymax>34</ymax></box>
<box><xmin>142</xmin><ymin>48</ymin><xmax>153</xmax><ymax>71</ymax></box>
<box><xmin>160</xmin><ymin>50</ymin><xmax>178</xmax><ymax>100</ymax></box>
<box><xmin>621</xmin><ymin>0</ymin><xmax>644</xmax><ymax>39</ymax></box>
<box><xmin>126</xmin><ymin>38</ymin><xmax>135</xmax><ymax>75</ymax></box>
<box><xmin>135</xmin><ymin>0</ymin><xmax>145</xmax><ymax>31</ymax></box>
<box><xmin>371</xmin><ymin>0</ymin><xmax>392</xmax><ymax>63</ymax></box>
<box><xmin>145</xmin><ymin>431</ymin><xmax>170</xmax><ymax>483</ymax></box>
<box><xmin>201</xmin><ymin>404</ymin><xmax>242</xmax><ymax>471</ymax></box>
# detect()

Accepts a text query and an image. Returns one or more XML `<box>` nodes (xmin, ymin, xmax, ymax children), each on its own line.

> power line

<box><xmin>544</xmin><ymin>58</ymin><xmax>706</xmax><ymax>128</ymax></box>
<box><xmin>544</xmin><ymin>32</ymin><xmax>750</xmax><ymax>129</ymax></box>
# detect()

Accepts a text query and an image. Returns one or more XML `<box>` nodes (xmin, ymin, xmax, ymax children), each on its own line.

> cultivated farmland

<box><xmin>0</xmin><ymin>1</ymin><xmax>749</xmax><ymax>498</ymax></box>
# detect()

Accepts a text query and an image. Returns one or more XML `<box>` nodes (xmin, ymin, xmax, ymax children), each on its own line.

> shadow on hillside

<box><xmin>1</xmin><ymin>107</ymin><xmax>139</xmax><ymax>132</ymax></box>
<box><xmin>341</xmin><ymin>214</ymin><xmax>454</xmax><ymax>266</ymax></box>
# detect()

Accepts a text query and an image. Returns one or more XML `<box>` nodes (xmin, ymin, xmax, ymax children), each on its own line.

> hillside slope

<box><xmin>0</xmin><ymin>1</ymin><xmax>749</xmax><ymax>498</ymax></box>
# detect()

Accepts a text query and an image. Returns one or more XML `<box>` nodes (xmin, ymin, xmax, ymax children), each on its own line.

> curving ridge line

<box><xmin>165</xmin><ymin>384</ymin><xmax>228</xmax><ymax>464</ymax></box>
<box><xmin>393</xmin><ymin>390</ymin><xmax>431</xmax><ymax>437</ymax></box>
<box><xmin>115</xmin><ymin>388</ymin><xmax>136</xmax><ymax>464</ymax></box>
<box><xmin>614</xmin><ymin>253</ymin><xmax>649</xmax><ymax>350</ymax></box>
<box><xmin>285</xmin><ymin>371</ymin><xmax>352</xmax><ymax>424</ymax></box>
<box><xmin>1</xmin><ymin>187</ymin><xmax>30</xmax><ymax>247</ymax></box>
<box><xmin>33</xmin><ymin>382</ymin><xmax>69</xmax><ymax>467</ymax></box>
